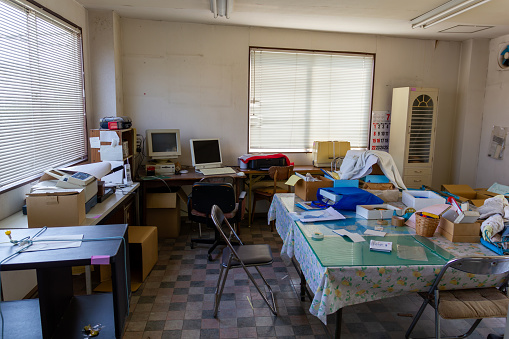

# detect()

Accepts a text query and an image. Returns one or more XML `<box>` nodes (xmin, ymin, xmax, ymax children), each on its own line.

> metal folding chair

<box><xmin>406</xmin><ymin>256</ymin><xmax>509</xmax><ymax>339</ymax></box>
<box><xmin>210</xmin><ymin>204</ymin><xmax>277</xmax><ymax>317</ymax></box>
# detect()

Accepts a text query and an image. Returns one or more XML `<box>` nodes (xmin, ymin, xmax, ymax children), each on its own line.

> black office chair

<box><xmin>406</xmin><ymin>256</ymin><xmax>509</xmax><ymax>339</ymax></box>
<box><xmin>188</xmin><ymin>178</ymin><xmax>245</xmax><ymax>261</ymax></box>
<box><xmin>210</xmin><ymin>205</ymin><xmax>277</xmax><ymax>317</ymax></box>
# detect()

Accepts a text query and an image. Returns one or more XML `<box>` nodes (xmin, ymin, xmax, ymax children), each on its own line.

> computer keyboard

<box><xmin>199</xmin><ymin>167</ymin><xmax>236</xmax><ymax>176</ymax></box>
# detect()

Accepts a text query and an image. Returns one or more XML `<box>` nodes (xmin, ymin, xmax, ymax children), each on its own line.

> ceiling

<box><xmin>75</xmin><ymin>0</ymin><xmax>509</xmax><ymax>41</ymax></box>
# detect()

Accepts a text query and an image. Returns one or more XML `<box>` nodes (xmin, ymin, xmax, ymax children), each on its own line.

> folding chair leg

<box><xmin>242</xmin><ymin>265</ymin><xmax>277</xmax><ymax>315</ymax></box>
<box><xmin>435</xmin><ymin>291</ymin><xmax>440</xmax><ymax>339</ymax></box>
<box><xmin>214</xmin><ymin>265</ymin><xmax>231</xmax><ymax>317</ymax></box>
<box><xmin>405</xmin><ymin>298</ymin><xmax>430</xmax><ymax>338</ymax></box>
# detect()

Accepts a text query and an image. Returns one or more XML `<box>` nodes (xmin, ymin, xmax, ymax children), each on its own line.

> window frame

<box><xmin>0</xmin><ymin>0</ymin><xmax>88</xmax><ymax>194</ymax></box>
<box><xmin>248</xmin><ymin>46</ymin><xmax>376</xmax><ymax>153</ymax></box>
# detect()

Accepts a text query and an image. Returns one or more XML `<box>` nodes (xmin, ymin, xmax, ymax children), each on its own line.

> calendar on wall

<box><xmin>370</xmin><ymin>111</ymin><xmax>391</xmax><ymax>152</ymax></box>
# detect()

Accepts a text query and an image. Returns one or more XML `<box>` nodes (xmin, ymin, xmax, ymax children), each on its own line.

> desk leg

<box><xmin>37</xmin><ymin>266</ymin><xmax>73</xmax><ymax>338</ymax></box>
<box><xmin>247</xmin><ymin>175</ymin><xmax>253</xmax><ymax>227</ymax></box>
<box><xmin>335</xmin><ymin>308</ymin><xmax>343</xmax><ymax>338</ymax></box>
<box><xmin>135</xmin><ymin>186</ymin><xmax>140</xmax><ymax>226</ymax></box>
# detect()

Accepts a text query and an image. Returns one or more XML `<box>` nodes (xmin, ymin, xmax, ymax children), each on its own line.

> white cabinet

<box><xmin>389</xmin><ymin>87</ymin><xmax>438</xmax><ymax>189</ymax></box>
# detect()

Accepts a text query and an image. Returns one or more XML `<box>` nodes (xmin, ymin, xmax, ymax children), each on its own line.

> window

<box><xmin>0</xmin><ymin>0</ymin><xmax>86</xmax><ymax>192</ymax></box>
<box><xmin>249</xmin><ymin>48</ymin><xmax>374</xmax><ymax>152</ymax></box>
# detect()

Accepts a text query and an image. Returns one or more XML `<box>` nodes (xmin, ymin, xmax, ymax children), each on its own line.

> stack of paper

<box><xmin>369</xmin><ymin>240</ymin><xmax>392</xmax><ymax>252</ymax></box>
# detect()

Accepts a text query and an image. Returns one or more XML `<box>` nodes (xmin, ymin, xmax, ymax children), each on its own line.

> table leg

<box><xmin>335</xmin><ymin>308</ymin><xmax>343</xmax><ymax>338</ymax></box>
<box><xmin>37</xmin><ymin>266</ymin><xmax>73</xmax><ymax>338</ymax></box>
<box><xmin>85</xmin><ymin>265</ymin><xmax>92</xmax><ymax>295</ymax></box>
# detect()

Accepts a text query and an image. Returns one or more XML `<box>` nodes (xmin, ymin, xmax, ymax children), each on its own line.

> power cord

<box><xmin>0</xmin><ymin>228</ymin><xmax>130</xmax><ymax>338</ymax></box>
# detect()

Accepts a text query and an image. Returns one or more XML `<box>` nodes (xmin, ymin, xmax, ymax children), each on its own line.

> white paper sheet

<box><xmin>333</xmin><ymin>229</ymin><xmax>366</xmax><ymax>242</ymax></box>
<box><xmin>89</xmin><ymin>137</ymin><xmax>100</xmax><ymax>149</ymax></box>
<box><xmin>101</xmin><ymin>161</ymin><xmax>123</xmax><ymax>184</ymax></box>
<box><xmin>23</xmin><ymin>234</ymin><xmax>83</xmax><ymax>252</ymax></box>
<box><xmin>99</xmin><ymin>130</ymin><xmax>120</xmax><ymax>143</ymax></box>
<box><xmin>100</xmin><ymin>144</ymin><xmax>123</xmax><ymax>161</ymax></box>
<box><xmin>364</xmin><ymin>230</ymin><xmax>387</xmax><ymax>237</ymax></box>
<box><xmin>297</xmin><ymin>207</ymin><xmax>346</xmax><ymax>223</ymax></box>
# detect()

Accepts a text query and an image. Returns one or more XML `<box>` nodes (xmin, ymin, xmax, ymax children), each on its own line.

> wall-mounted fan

<box><xmin>498</xmin><ymin>44</ymin><xmax>509</xmax><ymax>70</ymax></box>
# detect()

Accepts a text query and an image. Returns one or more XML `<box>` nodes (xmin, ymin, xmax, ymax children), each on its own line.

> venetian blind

<box><xmin>249</xmin><ymin>48</ymin><xmax>374</xmax><ymax>152</ymax></box>
<box><xmin>0</xmin><ymin>0</ymin><xmax>86</xmax><ymax>191</ymax></box>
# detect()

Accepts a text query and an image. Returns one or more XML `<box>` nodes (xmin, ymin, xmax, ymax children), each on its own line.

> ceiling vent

<box><xmin>498</xmin><ymin>43</ymin><xmax>509</xmax><ymax>70</ymax></box>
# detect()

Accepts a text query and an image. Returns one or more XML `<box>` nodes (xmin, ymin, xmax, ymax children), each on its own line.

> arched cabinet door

<box><xmin>389</xmin><ymin>87</ymin><xmax>438</xmax><ymax>189</ymax></box>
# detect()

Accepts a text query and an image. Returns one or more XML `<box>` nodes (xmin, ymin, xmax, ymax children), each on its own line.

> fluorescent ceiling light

<box><xmin>411</xmin><ymin>0</ymin><xmax>493</xmax><ymax>29</ymax></box>
<box><xmin>210</xmin><ymin>0</ymin><xmax>233</xmax><ymax>19</ymax></box>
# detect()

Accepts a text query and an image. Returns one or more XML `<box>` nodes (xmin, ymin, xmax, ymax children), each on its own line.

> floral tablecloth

<box><xmin>268</xmin><ymin>194</ymin><xmax>504</xmax><ymax>324</ymax></box>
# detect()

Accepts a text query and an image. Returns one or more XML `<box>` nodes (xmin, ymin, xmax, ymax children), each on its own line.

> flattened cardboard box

<box><xmin>294</xmin><ymin>176</ymin><xmax>333</xmax><ymax>201</ymax></box>
<box><xmin>441</xmin><ymin>184</ymin><xmax>490</xmax><ymax>207</ymax></box>
<box><xmin>26</xmin><ymin>189</ymin><xmax>85</xmax><ymax>228</ymax></box>
<box><xmin>438</xmin><ymin>217</ymin><xmax>480</xmax><ymax>243</ymax></box>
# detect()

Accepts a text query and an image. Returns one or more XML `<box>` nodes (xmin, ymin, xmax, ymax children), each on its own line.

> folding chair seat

<box><xmin>406</xmin><ymin>256</ymin><xmax>509</xmax><ymax>339</ymax></box>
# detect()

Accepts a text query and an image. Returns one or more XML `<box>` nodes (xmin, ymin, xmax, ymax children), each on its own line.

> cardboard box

<box><xmin>356</xmin><ymin>204</ymin><xmax>401</xmax><ymax>219</ymax></box>
<box><xmin>438</xmin><ymin>217</ymin><xmax>480</xmax><ymax>243</ymax></box>
<box><xmin>26</xmin><ymin>189</ymin><xmax>85</xmax><ymax>227</ymax></box>
<box><xmin>128</xmin><ymin>226</ymin><xmax>158</xmax><ymax>285</ymax></box>
<box><xmin>97</xmin><ymin>226</ymin><xmax>158</xmax><ymax>292</ymax></box>
<box><xmin>402</xmin><ymin>190</ymin><xmax>445</xmax><ymax>210</ymax></box>
<box><xmin>441</xmin><ymin>184</ymin><xmax>490</xmax><ymax>207</ymax></box>
<box><xmin>146</xmin><ymin>193</ymin><xmax>181</xmax><ymax>238</ymax></box>
<box><xmin>294</xmin><ymin>176</ymin><xmax>333</xmax><ymax>201</ymax></box>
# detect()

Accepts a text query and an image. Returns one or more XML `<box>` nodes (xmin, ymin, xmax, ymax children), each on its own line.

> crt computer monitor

<box><xmin>146</xmin><ymin>129</ymin><xmax>181</xmax><ymax>160</ymax></box>
<box><xmin>190</xmin><ymin>139</ymin><xmax>223</xmax><ymax>170</ymax></box>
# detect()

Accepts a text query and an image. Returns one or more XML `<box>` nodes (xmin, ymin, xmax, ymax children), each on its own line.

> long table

<box><xmin>268</xmin><ymin>193</ymin><xmax>503</xmax><ymax>336</ymax></box>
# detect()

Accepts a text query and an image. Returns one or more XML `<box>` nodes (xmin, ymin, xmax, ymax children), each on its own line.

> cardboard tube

<box><xmin>392</xmin><ymin>215</ymin><xmax>405</xmax><ymax>227</ymax></box>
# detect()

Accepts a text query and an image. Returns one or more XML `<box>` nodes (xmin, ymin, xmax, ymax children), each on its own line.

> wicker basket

<box><xmin>415</xmin><ymin>212</ymin><xmax>440</xmax><ymax>237</ymax></box>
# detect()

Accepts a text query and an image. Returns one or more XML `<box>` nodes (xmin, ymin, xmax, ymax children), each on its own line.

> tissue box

<box><xmin>356</xmin><ymin>204</ymin><xmax>401</xmax><ymax>219</ymax></box>
<box><xmin>402</xmin><ymin>190</ymin><xmax>445</xmax><ymax>210</ymax></box>
<box><xmin>294</xmin><ymin>176</ymin><xmax>333</xmax><ymax>201</ymax></box>
<box><xmin>438</xmin><ymin>218</ymin><xmax>480</xmax><ymax>243</ymax></box>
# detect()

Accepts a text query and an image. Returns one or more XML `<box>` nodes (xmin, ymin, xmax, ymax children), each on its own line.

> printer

<box><xmin>32</xmin><ymin>169</ymin><xmax>98</xmax><ymax>212</ymax></box>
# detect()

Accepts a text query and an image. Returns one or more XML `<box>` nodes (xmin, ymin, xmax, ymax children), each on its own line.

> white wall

<box><xmin>121</xmin><ymin>19</ymin><xmax>461</xmax><ymax>189</ymax></box>
<box><xmin>476</xmin><ymin>34</ymin><xmax>509</xmax><ymax>188</ymax></box>
<box><xmin>0</xmin><ymin>0</ymin><xmax>90</xmax><ymax>220</ymax></box>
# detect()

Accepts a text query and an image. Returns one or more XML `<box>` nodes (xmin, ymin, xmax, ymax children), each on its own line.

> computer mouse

<box><xmin>180</xmin><ymin>170</ymin><xmax>189</xmax><ymax>174</ymax></box>
<box><xmin>236</xmin><ymin>172</ymin><xmax>246</xmax><ymax>177</ymax></box>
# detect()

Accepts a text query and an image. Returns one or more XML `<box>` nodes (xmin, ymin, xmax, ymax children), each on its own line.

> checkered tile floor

<box><xmin>123</xmin><ymin>220</ymin><xmax>506</xmax><ymax>338</ymax></box>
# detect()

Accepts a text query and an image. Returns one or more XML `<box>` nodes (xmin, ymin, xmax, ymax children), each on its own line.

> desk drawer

<box><xmin>404</xmin><ymin>167</ymin><xmax>432</xmax><ymax>176</ymax></box>
<box><xmin>404</xmin><ymin>175</ymin><xmax>431</xmax><ymax>189</ymax></box>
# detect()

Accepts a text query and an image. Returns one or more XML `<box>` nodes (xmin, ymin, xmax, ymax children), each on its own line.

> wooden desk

<box><xmin>239</xmin><ymin>165</ymin><xmax>323</xmax><ymax>225</ymax></box>
<box><xmin>137</xmin><ymin>169</ymin><xmax>243</xmax><ymax>225</ymax></box>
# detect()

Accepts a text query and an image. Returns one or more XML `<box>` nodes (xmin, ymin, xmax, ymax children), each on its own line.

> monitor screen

<box><xmin>190</xmin><ymin>139</ymin><xmax>223</xmax><ymax>169</ymax></box>
<box><xmin>146</xmin><ymin>129</ymin><xmax>181</xmax><ymax>159</ymax></box>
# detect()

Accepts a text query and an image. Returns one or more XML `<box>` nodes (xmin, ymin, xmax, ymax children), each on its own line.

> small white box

<box><xmin>356</xmin><ymin>204</ymin><xmax>401</xmax><ymax>219</ymax></box>
<box><xmin>402</xmin><ymin>190</ymin><xmax>446</xmax><ymax>210</ymax></box>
